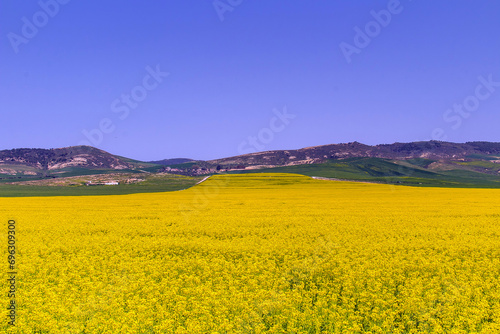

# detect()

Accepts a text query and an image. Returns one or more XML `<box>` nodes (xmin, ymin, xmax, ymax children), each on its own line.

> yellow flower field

<box><xmin>2</xmin><ymin>173</ymin><xmax>500</xmax><ymax>333</ymax></box>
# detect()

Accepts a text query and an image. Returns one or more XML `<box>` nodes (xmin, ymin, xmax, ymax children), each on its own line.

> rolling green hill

<box><xmin>228</xmin><ymin>157</ymin><xmax>500</xmax><ymax>188</ymax></box>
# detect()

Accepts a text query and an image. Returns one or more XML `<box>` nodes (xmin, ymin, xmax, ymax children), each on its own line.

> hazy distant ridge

<box><xmin>208</xmin><ymin>141</ymin><xmax>500</xmax><ymax>167</ymax></box>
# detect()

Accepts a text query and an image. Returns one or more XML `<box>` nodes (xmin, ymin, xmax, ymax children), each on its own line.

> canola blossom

<box><xmin>1</xmin><ymin>173</ymin><xmax>500</xmax><ymax>333</ymax></box>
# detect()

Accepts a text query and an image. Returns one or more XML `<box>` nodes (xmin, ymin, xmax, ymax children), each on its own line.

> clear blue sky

<box><xmin>1</xmin><ymin>1</ymin><xmax>499</xmax><ymax>161</ymax></box>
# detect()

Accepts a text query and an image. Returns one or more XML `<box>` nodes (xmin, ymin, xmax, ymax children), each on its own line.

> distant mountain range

<box><xmin>206</xmin><ymin>141</ymin><xmax>500</xmax><ymax>167</ymax></box>
<box><xmin>1</xmin><ymin>141</ymin><xmax>500</xmax><ymax>188</ymax></box>
<box><xmin>0</xmin><ymin>146</ymin><xmax>153</xmax><ymax>176</ymax></box>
